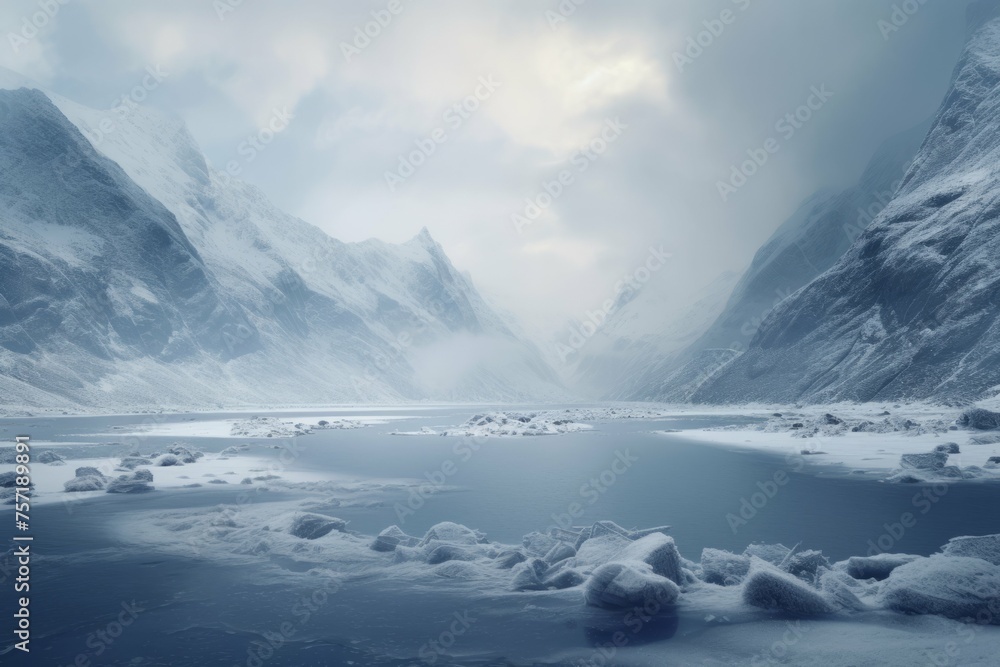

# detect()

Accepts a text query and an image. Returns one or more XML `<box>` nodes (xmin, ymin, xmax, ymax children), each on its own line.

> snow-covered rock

<box><xmin>289</xmin><ymin>513</ymin><xmax>348</xmax><ymax>539</ymax></box>
<box><xmin>742</xmin><ymin>561</ymin><xmax>835</xmax><ymax>616</ymax></box>
<box><xmin>106</xmin><ymin>469</ymin><xmax>154</xmax><ymax>494</ymax></box>
<box><xmin>878</xmin><ymin>556</ymin><xmax>1000</xmax><ymax>623</ymax></box>
<box><xmin>700</xmin><ymin>548</ymin><xmax>751</xmax><ymax>586</ymax></box>
<box><xmin>941</xmin><ymin>534</ymin><xmax>1000</xmax><ymax>566</ymax></box>
<box><xmin>583</xmin><ymin>562</ymin><xmax>680</xmax><ymax>610</ymax></box>
<box><xmin>846</xmin><ymin>554</ymin><xmax>922</xmax><ymax>581</ymax></box>
<box><xmin>440</xmin><ymin>412</ymin><xmax>590</xmax><ymax>437</ymax></box>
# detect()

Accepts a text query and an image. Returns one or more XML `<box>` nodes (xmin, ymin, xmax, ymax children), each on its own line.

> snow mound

<box><xmin>700</xmin><ymin>548</ymin><xmax>751</xmax><ymax>586</ymax></box>
<box><xmin>958</xmin><ymin>408</ymin><xmax>1000</xmax><ymax>431</ymax></box>
<box><xmin>583</xmin><ymin>562</ymin><xmax>680</xmax><ymax>610</ymax></box>
<box><xmin>106</xmin><ymin>469</ymin><xmax>154</xmax><ymax>494</ymax></box>
<box><xmin>742</xmin><ymin>560</ymin><xmax>835</xmax><ymax>616</ymax></box>
<box><xmin>370</xmin><ymin>525</ymin><xmax>420</xmax><ymax>552</ymax></box>
<box><xmin>878</xmin><ymin>556</ymin><xmax>1000</xmax><ymax>623</ymax></box>
<box><xmin>941</xmin><ymin>534</ymin><xmax>1000</xmax><ymax>566</ymax></box>
<box><xmin>64</xmin><ymin>466</ymin><xmax>108</xmax><ymax>492</ymax></box>
<box><xmin>846</xmin><ymin>554</ymin><xmax>922</xmax><ymax>581</ymax></box>
<box><xmin>36</xmin><ymin>450</ymin><xmax>66</xmax><ymax>465</ymax></box>
<box><xmin>440</xmin><ymin>412</ymin><xmax>591</xmax><ymax>437</ymax></box>
<box><xmin>619</xmin><ymin>533</ymin><xmax>683</xmax><ymax>584</ymax></box>
<box><xmin>289</xmin><ymin>513</ymin><xmax>348</xmax><ymax>540</ymax></box>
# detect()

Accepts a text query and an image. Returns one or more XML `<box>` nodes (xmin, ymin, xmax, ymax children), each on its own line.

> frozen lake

<box><xmin>3</xmin><ymin>406</ymin><xmax>999</xmax><ymax>665</ymax></box>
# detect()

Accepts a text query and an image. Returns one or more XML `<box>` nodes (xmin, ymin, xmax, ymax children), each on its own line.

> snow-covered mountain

<box><xmin>689</xmin><ymin>0</ymin><xmax>1000</xmax><ymax>404</ymax></box>
<box><xmin>568</xmin><ymin>269</ymin><xmax>740</xmax><ymax>399</ymax></box>
<box><xmin>0</xmin><ymin>73</ymin><xmax>565</xmax><ymax>409</ymax></box>
<box><xmin>616</xmin><ymin>117</ymin><xmax>930</xmax><ymax>402</ymax></box>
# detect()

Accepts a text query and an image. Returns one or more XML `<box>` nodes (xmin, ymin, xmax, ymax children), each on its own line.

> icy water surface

<box><xmin>2</xmin><ymin>406</ymin><xmax>999</xmax><ymax>665</ymax></box>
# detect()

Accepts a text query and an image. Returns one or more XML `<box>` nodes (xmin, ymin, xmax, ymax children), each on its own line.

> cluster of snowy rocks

<box><xmin>750</xmin><ymin>410</ymin><xmax>953</xmax><ymax>439</ymax></box>
<box><xmin>363</xmin><ymin>520</ymin><xmax>1000</xmax><ymax>624</ymax></box>
<box><xmin>439</xmin><ymin>412</ymin><xmax>592</xmax><ymax>437</ymax></box>
<box><xmin>887</xmin><ymin>442</ymin><xmax>1000</xmax><ymax>483</ymax></box>
<box><xmin>61</xmin><ymin>443</ymin><xmax>214</xmax><ymax>494</ymax></box>
<box><xmin>229</xmin><ymin>416</ymin><xmax>365</xmax><ymax>438</ymax></box>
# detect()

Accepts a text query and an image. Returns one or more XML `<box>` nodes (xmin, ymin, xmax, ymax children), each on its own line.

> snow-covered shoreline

<box><xmin>659</xmin><ymin>403</ymin><xmax>1000</xmax><ymax>483</ymax></box>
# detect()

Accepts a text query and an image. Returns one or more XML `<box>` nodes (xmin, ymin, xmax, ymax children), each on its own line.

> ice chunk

<box><xmin>511</xmin><ymin>558</ymin><xmax>550</xmax><ymax>591</ymax></box>
<box><xmin>583</xmin><ymin>562</ymin><xmax>680</xmax><ymax>610</ymax></box>
<box><xmin>371</xmin><ymin>525</ymin><xmax>419</xmax><ymax>552</ymax></box>
<box><xmin>74</xmin><ymin>466</ymin><xmax>107</xmax><ymax>479</ymax></box>
<box><xmin>819</xmin><ymin>569</ymin><xmax>867</xmax><ymax>612</ymax></box>
<box><xmin>878</xmin><ymin>556</ymin><xmax>1000</xmax><ymax>623</ymax></box>
<box><xmin>846</xmin><ymin>554</ymin><xmax>921</xmax><ymax>581</ymax></box>
<box><xmin>785</xmin><ymin>550</ymin><xmax>831</xmax><ymax>580</ymax></box>
<box><xmin>290</xmin><ymin>513</ymin><xmax>348</xmax><ymax>539</ymax></box>
<box><xmin>495</xmin><ymin>549</ymin><xmax>528</xmax><ymax>569</ymax></box>
<box><xmin>420</xmin><ymin>522</ymin><xmax>486</xmax><ymax>546</ymax></box>
<box><xmin>935</xmin><ymin>442</ymin><xmax>961</xmax><ymax>454</ymax></box>
<box><xmin>575</xmin><ymin>533</ymin><xmax>632</xmax><ymax>569</ymax></box>
<box><xmin>119</xmin><ymin>456</ymin><xmax>152</xmax><ymax>470</ymax></box>
<box><xmin>742</xmin><ymin>561</ymin><xmax>834</xmax><ymax>616</ymax></box>
<box><xmin>700</xmin><ymin>548</ymin><xmax>751</xmax><ymax>586</ymax></box>
<box><xmin>900</xmin><ymin>451</ymin><xmax>949</xmax><ymax>470</ymax></box>
<box><xmin>941</xmin><ymin>534</ymin><xmax>1000</xmax><ymax>566</ymax></box>
<box><xmin>64</xmin><ymin>476</ymin><xmax>105</xmax><ymax>492</ymax></box>
<box><xmin>156</xmin><ymin>454</ymin><xmax>182</xmax><ymax>467</ymax></box>
<box><xmin>523</xmin><ymin>531</ymin><xmax>561</xmax><ymax>557</ymax></box>
<box><xmin>543</xmin><ymin>568</ymin><xmax>586</xmax><ymax>590</ymax></box>
<box><xmin>629</xmin><ymin>525</ymin><xmax>672</xmax><ymax>540</ymax></box>
<box><xmin>620</xmin><ymin>533</ymin><xmax>683</xmax><ymax>584</ymax></box>
<box><xmin>219</xmin><ymin>445</ymin><xmax>249</xmax><ymax>457</ymax></box>
<box><xmin>37</xmin><ymin>450</ymin><xmax>66</xmax><ymax>465</ymax></box>
<box><xmin>544</xmin><ymin>543</ymin><xmax>576</xmax><ymax>565</ymax></box>
<box><xmin>168</xmin><ymin>443</ymin><xmax>204</xmax><ymax>463</ymax></box>
<box><xmin>106</xmin><ymin>470</ymin><xmax>154</xmax><ymax>494</ymax></box>
<box><xmin>743</xmin><ymin>543</ymin><xmax>792</xmax><ymax>566</ymax></box>
<box><xmin>590</xmin><ymin>520</ymin><xmax>632</xmax><ymax>540</ymax></box>
<box><xmin>957</xmin><ymin>408</ymin><xmax>1000</xmax><ymax>431</ymax></box>
<box><xmin>427</xmin><ymin>544</ymin><xmax>478</xmax><ymax>565</ymax></box>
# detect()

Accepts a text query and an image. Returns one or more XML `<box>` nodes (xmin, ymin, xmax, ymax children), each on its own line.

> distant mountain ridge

<box><xmin>689</xmin><ymin>0</ymin><xmax>1000</xmax><ymax>404</ymax></box>
<box><xmin>0</xmin><ymin>73</ymin><xmax>565</xmax><ymax>409</ymax></box>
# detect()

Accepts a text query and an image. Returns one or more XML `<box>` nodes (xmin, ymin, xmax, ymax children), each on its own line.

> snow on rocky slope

<box><xmin>0</xmin><ymin>71</ymin><xmax>564</xmax><ymax>409</ymax></box>
<box><xmin>569</xmin><ymin>269</ymin><xmax>741</xmax><ymax>400</ymax></box>
<box><xmin>690</xmin><ymin>0</ymin><xmax>1000</xmax><ymax>405</ymax></box>
<box><xmin>624</xmin><ymin>115</ymin><xmax>931</xmax><ymax>403</ymax></box>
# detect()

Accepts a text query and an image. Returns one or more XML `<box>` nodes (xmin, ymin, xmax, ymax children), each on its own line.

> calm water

<box><xmin>2</xmin><ymin>407</ymin><xmax>998</xmax><ymax>665</ymax></box>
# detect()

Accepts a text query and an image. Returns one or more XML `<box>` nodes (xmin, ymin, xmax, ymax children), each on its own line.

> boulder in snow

<box><xmin>584</xmin><ymin>562</ymin><xmax>679</xmax><ymax>610</ymax></box>
<box><xmin>290</xmin><ymin>513</ymin><xmax>348</xmax><ymax>539</ymax></box>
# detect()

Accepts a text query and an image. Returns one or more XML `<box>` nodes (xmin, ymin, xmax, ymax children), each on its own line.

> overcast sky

<box><xmin>0</xmin><ymin>0</ymin><xmax>974</xmax><ymax>338</ymax></box>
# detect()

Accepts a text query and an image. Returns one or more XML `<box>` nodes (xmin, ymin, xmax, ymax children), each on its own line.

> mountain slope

<box><xmin>691</xmin><ymin>0</ymin><xmax>1000</xmax><ymax>404</ymax></box>
<box><xmin>0</xmin><ymin>78</ymin><xmax>564</xmax><ymax>408</ymax></box>
<box><xmin>623</xmin><ymin>116</ymin><xmax>931</xmax><ymax>402</ymax></box>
